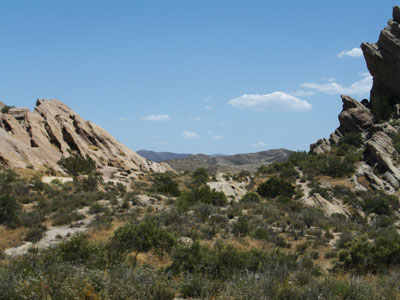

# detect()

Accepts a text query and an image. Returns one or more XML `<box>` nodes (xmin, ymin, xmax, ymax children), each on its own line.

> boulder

<box><xmin>310</xmin><ymin>138</ymin><xmax>331</xmax><ymax>154</ymax></box>
<box><xmin>0</xmin><ymin>101</ymin><xmax>5</xmax><ymax>110</ymax></box>
<box><xmin>7</xmin><ymin>107</ymin><xmax>30</xmax><ymax>120</ymax></box>
<box><xmin>338</xmin><ymin>95</ymin><xmax>373</xmax><ymax>134</ymax></box>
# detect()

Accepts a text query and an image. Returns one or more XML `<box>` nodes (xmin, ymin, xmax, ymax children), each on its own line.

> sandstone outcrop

<box><xmin>361</xmin><ymin>6</ymin><xmax>400</xmax><ymax>101</ymax></box>
<box><xmin>310</xmin><ymin>6</ymin><xmax>400</xmax><ymax>193</ymax></box>
<box><xmin>0</xmin><ymin>99</ymin><xmax>173</xmax><ymax>174</ymax></box>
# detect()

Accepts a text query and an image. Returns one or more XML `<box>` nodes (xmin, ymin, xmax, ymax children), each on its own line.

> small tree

<box><xmin>58</xmin><ymin>152</ymin><xmax>96</xmax><ymax>176</ymax></box>
<box><xmin>153</xmin><ymin>174</ymin><xmax>180</xmax><ymax>196</ymax></box>
<box><xmin>257</xmin><ymin>177</ymin><xmax>294</xmax><ymax>198</ymax></box>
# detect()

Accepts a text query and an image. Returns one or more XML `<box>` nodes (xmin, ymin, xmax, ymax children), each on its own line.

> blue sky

<box><xmin>0</xmin><ymin>1</ymin><xmax>398</xmax><ymax>154</ymax></box>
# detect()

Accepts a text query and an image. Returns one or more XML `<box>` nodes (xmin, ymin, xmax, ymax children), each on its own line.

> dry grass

<box><xmin>135</xmin><ymin>251</ymin><xmax>172</xmax><ymax>268</ymax></box>
<box><xmin>0</xmin><ymin>226</ymin><xmax>28</xmax><ymax>250</ymax></box>
<box><xmin>317</xmin><ymin>176</ymin><xmax>354</xmax><ymax>189</ymax></box>
<box><xmin>87</xmin><ymin>220</ymin><xmax>126</xmax><ymax>243</ymax></box>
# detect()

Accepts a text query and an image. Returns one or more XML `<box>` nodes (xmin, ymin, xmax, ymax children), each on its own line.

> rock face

<box><xmin>0</xmin><ymin>99</ymin><xmax>173</xmax><ymax>174</ymax></box>
<box><xmin>361</xmin><ymin>6</ymin><xmax>400</xmax><ymax>101</ymax></box>
<box><xmin>310</xmin><ymin>7</ymin><xmax>400</xmax><ymax>193</ymax></box>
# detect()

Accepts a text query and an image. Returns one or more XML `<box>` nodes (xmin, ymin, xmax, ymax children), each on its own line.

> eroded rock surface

<box><xmin>0</xmin><ymin>99</ymin><xmax>173</xmax><ymax>175</ymax></box>
<box><xmin>362</xmin><ymin>6</ymin><xmax>400</xmax><ymax>101</ymax></box>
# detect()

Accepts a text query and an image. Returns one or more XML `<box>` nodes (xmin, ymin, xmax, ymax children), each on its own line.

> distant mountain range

<box><xmin>138</xmin><ymin>149</ymin><xmax>293</xmax><ymax>173</ymax></box>
<box><xmin>136</xmin><ymin>150</ymin><xmax>193</xmax><ymax>162</ymax></box>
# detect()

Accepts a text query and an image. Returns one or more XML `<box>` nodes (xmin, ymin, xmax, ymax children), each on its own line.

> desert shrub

<box><xmin>176</xmin><ymin>185</ymin><xmax>227</xmax><ymax>211</ymax></box>
<box><xmin>336</xmin><ymin>233</ymin><xmax>400</xmax><ymax>274</ymax></box>
<box><xmin>192</xmin><ymin>168</ymin><xmax>209</xmax><ymax>186</ymax></box>
<box><xmin>56</xmin><ymin>234</ymin><xmax>104</xmax><ymax>265</ymax></box>
<box><xmin>1</xmin><ymin>105</ymin><xmax>14</xmax><ymax>113</ymax></box>
<box><xmin>257</xmin><ymin>177</ymin><xmax>295</xmax><ymax>198</ymax></box>
<box><xmin>300</xmin><ymin>207</ymin><xmax>324</xmax><ymax>228</ymax></box>
<box><xmin>79</xmin><ymin>174</ymin><xmax>100</xmax><ymax>191</ymax></box>
<box><xmin>232</xmin><ymin>216</ymin><xmax>251</xmax><ymax>237</ymax></box>
<box><xmin>324</xmin><ymin>155</ymin><xmax>356</xmax><ymax>178</ymax></box>
<box><xmin>193</xmin><ymin>203</ymin><xmax>216</xmax><ymax>222</ymax></box>
<box><xmin>258</xmin><ymin>162</ymin><xmax>298</xmax><ymax>182</ymax></box>
<box><xmin>52</xmin><ymin>209</ymin><xmax>84</xmax><ymax>226</ymax></box>
<box><xmin>153</xmin><ymin>174</ymin><xmax>180</xmax><ymax>196</ymax></box>
<box><xmin>362</xmin><ymin>192</ymin><xmax>398</xmax><ymax>215</ymax></box>
<box><xmin>24</xmin><ymin>225</ymin><xmax>46</xmax><ymax>243</ymax></box>
<box><xmin>90</xmin><ymin>212</ymin><xmax>113</xmax><ymax>230</ymax></box>
<box><xmin>371</xmin><ymin>96</ymin><xmax>393</xmax><ymax>123</ymax></box>
<box><xmin>338</xmin><ymin>133</ymin><xmax>362</xmax><ymax>147</ymax></box>
<box><xmin>391</xmin><ymin>133</ymin><xmax>400</xmax><ymax>153</ymax></box>
<box><xmin>58</xmin><ymin>152</ymin><xmax>96</xmax><ymax>176</ymax></box>
<box><xmin>170</xmin><ymin>241</ymin><xmax>293</xmax><ymax>279</ymax></box>
<box><xmin>111</xmin><ymin>219</ymin><xmax>176</xmax><ymax>256</ymax></box>
<box><xmin>240</xmin><ymin>191</ymin><xmax>261</xmax><ymax>203</ymax></box>
<box><xmin>0</xmin><ymin>171</ymin><xmax>22</xmax><ymax>227</ymax></box>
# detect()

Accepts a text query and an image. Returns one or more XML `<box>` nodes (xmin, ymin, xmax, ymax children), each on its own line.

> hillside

<box><xmin>166</xmin><ymin>148</ymin><xmax>293</xmax><ymax>173</ymax></box>
<box><xmin>137</xmin><ymin>150</ymin><xmax>192</xmax><ymax>162</ymax></box>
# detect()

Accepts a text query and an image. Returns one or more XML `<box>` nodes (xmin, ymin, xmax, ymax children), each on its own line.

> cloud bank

<box><xmin>337</xmin><ymin>47</ymin><xmax>363</xmax><ymax>58</ymax></box>
<box><xmin>182</xmin><ymin>131</ymin><xmax>199</xmax><ymax>139</ymax></box>
<box><xmin>228</xmin><ymin>92</ymin><xmax>312</xmax><ymax>112</ymax></box>
<box><xmin>301</xmin><ymin>73</ymin><xmax>372</xmax><ymax>96</ymax></box>
<box><xmin>141</xmin><ymin>114</ymin><xmax>170</xmax><ymax>121</ymax></box>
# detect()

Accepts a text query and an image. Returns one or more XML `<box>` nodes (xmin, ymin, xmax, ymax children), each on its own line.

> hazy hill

<box><xmin>165</xmin><ymin>148</ymin><xmax>293</xmax><ymax>173</ymax></box>
<box><xmin>137</xmin><ymin>150</ymin><xmax>192</xmax><ymax>162</ymax></box>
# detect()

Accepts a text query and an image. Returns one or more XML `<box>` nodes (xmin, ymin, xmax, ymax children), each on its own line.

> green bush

<box><xmin>338</xmin><ymin>133</ymin><xmax>362</xmax><ymax>147</ymax></box>
<box><xmin>257</xmin><ymin>177</ymin><xmax>294</xmax><ymax>198</ymax></box>
<box><xmin>371</xmin><ymin>96</ymin><xmax>393</xmax><ymax>123</ymax></box>
<box><xmin>240</xmin><ymin>191</ymin><xmax>261</xmax><ymax>203</ymax></box>
<box><xmin>362</xmin><ymin>192</ymin><xmax>398</xmax><ymax>215</ymax></box>
<box><xmin>176</xmin><ymin>185</ymin><xmax>227</xmax><ymax>211</ymax></box>
<box><xmin>0</xmin><ymin>195</ymin><xmax>20</xmax><ymax>227</ymax></box>
<box><xmin>111</xmin><ymin>219</ymin><xmax>176</xmax><ymax>256</ymax></box>
<box><xmin>57</xmin><ymin>152</ymin><xmax>96</xmax><ymax>176</ymax></box>
<box><xmin>337</xmin><ymin>233</ymin><xmax>400</xmax><ymax>274</ymax></box>
<box><xmin>192</xmin><ymin>168</ymin><xmax>209</xmax><ymax>186</ymax></box>
<box><xmin>153</xmin><ymin>174</ymin><xmax>180</xmax><ymax>196</ymax></box>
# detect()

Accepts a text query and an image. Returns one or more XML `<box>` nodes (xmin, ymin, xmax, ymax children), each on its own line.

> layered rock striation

<box><xmin>0</xmin><ymin>99</ymin><xmax>173</xmax><ymax>174</ymax></box>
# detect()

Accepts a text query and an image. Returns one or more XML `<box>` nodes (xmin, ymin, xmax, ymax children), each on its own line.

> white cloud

<box><xmin>301</xmin><ymin>73</ymin><xmax>372</xmax><ymax>96</ymax></box>
<box><xmin>337</xmin><ymin>47</ymin><xmax>363</xmax><ymax>58</ymax></box>
<box><xmin>290</xmin><ymin>90</ymin><xmax>315</xmax><ymax>97</ymax></box>
<box><xmin>141</xmin><ymin>114</ymin><xmax>170</xmax><ymax>121</ymax></box>
<box><xmin>251</xmin><ymin>142</ymin><xmax>266</xmax><ymax>148</ymax></box>
<box><xmin>182</xmin><ymin>131</ymin><xmax>199</xmax><ymax>139</ymax></box>
<box><xmin>202</xmin><ymin>97</ymin><xmax>212</xmax><ymax>102</ymax></box>
<box><xmin>228</xmin><ymin>92</ymin><xmax>312</xmax><ymax>112</ymax></box>
<box><xmin>205</xmin><ymin>105</ymin><xmax>215</xmax><ymax>111</ymax></box>
<box><xmin>211</xmin><ymin>135</ymin><xmax>223</xmax><ymax>140</ymax></box>
<box><xmin>160</xmin><ymin>141</ymin><xmax>169</xmax><ymax>145</ymax></box>
<box><xmin>190</xmin><ymin>116</ymin><xmax>203</xmax><ymax>121</ymax></box>
<box><xmin>119</xmin><ymin>117</ymin><xmax>127</xmax><ymax>121</ymax></box>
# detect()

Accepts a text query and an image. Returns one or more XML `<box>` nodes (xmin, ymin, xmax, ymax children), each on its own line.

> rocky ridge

<box><xmin>0</xmin><ymin>99</ymin><xmax>173</xmax><ymax>175</ymax></box>
<box><xmin>310</xmin><ymin>6</ymin><xmax>400</xmax><ymax>193</ymax></box>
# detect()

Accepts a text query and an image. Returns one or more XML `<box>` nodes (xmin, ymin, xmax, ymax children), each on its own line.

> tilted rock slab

<box><xmin>362</xmin><ymin>6</ymin><xmax>400</xmax><ymax>101</ymax></box>
<box><xmin>0</xmin><ymin>99</ymin><xmax>173</xmax><ymax>174</ymax></box>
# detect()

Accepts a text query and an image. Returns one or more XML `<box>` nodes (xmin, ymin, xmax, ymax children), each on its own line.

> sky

<box><xmin>0</xmin><ymin>0</ymin><xmax>398</xmax><ymax>155</ymax></box>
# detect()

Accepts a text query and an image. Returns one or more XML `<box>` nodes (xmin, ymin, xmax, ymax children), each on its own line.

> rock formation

<box><xmin>310</xmin><ymin>6</ymin><xmax>400</xmax><ymax>192</ymax></box>
<box><xmin>0</xmin><ymin>99</ymin><xmax>173</xmax><ymax>174</ymax></box>
<box><xmin>362</xmin><ymin>6</ymin><xmax>400</xmax><ymax>102</ymax></box>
